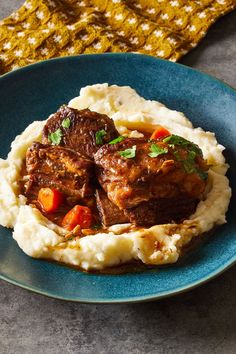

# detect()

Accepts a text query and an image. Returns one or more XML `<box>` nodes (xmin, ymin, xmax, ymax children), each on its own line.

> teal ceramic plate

<box><xmin>0</xmin><ymin>54</ymin><xmax>235</xmax><ymax>303</ymax></box>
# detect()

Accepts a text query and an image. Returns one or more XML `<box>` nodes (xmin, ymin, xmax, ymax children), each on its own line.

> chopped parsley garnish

<box><xmin>65</xmin><ymin>235</ymin><xmax>75</xmax><ymax>241</ymax></box>
<box><xmin>163</xmin><ymin>135</ymin><xmax>202</xmax><ymax>156</ymax></box>
<box><xmin>95</xmin><ymin>129</ymin><xmax>107</xmax><ymax>145</ymax></box>
<box><xmin>48</xmin><ymin>128</ymin><xmax>63</xmax><ymax>145</ymax></box>
<box><xmin>173</xmin><ymin>150</ymin><xmax>182</xmax><ymax>161</ymax></box>
<box><xmin>183</xmin><ymin>160</ymin><xmax>196</xmax><ymax>174</ymax></box>
<box><xmin>175</xmin><ymin>150</ymin><xmax>196</xmax><ymax>173</ymax></box>
<box><xmin>119</xmin><ymin>145</ymin><xmax>136</xmax><ymax>159</ymax></box>
<box><xmin>188</xmin><ymin>150</ymin><xmax>197</xmax><ymax>160</ymax></box>
<box><xmin>108</xmin><ymin>136</ymin><xmax>125</xmax><ymax>145</ymax></box>
<box><xmin>148</xmin><ymin>144</ymin><xmax>168</xmax><ymax>158</ymax></box>
<box><xmin>61</xmin><ymin>117</ymin><xmax>71</xmax><ymax>129</ymax></box>
<box><xmin>92</xmin><ymin>224</ymin><xmax>101</xmax><ymax>230</ymax></box>
<box><xmin>174</xmin><ymin>149</ymin><xmax>207</xmax><ymax>180</ymax></box>
<box><xmin>183</xmin><ymin>150</ymin><xmax>197</xmax><ymax>173</ymax></box>
<box><xmin>196</xmin><ymin>169</ymin><xmax>208</xmax><ymax>181</ymax></box>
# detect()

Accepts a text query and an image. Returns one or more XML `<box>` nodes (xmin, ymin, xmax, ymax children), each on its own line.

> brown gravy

<box><xmin>41</xmin><ymin>228</ymin><xmax>215</xmax><ymax>275</ymax></box>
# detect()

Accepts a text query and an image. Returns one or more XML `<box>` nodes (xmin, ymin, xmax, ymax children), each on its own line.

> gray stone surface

<box><xmin>0</xmin><ymin>2</ymin><xmax>236</xmax><ymax>354</ymax></box>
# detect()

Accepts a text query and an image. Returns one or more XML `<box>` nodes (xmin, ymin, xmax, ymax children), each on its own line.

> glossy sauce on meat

<box><xmin>95</xmin><ymin>138</ymin><xmax>207</xmax><ymax>208</ymax></box>
<box><xmin>23</xmin><ymin>106</ymin><xmax>122</xmax><ymax>230</ymax></box>
<box><xmin>20</xmin><ymin>106</ymin><xmax>210</xmax><ymax>272</ymax></box>
<box><xmin>94</xmin><ymin>137</ymin><xmax>208</xmax><ymax>225</ymax></box>
<box><xmin>25</xmin><ymin>142</ymin><xmax>94</xmax><ymax>199</ymax></box>
<box><xmin>42</xmin><ymin>106</ymin><xmax>119</xmax><ymax>158</ymax></box>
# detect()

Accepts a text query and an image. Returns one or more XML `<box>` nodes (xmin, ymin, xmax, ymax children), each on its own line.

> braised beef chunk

<box><xmin>95</xmin><ymin>189</ymin><xmax>129</xmax><ymax>227</ymax></box>
<box><xmin>94</xmin><ymin>137</ymin><xmax>208</xmax><ymax>211</ymax></box>
<box><xmin>24</xmin><ymin>103</ymin><xmax>208</xmax><ymax>229</ymax></box>
<box><xmin>42</xmin><ymin>105</ymin><xmax>119</xmax><ymax>158</ymax></box>
<box><xmin>25</xmin><ymin>142</ymin><xmax>94</xmax><ymax>199</ymax></box>
<box><xmin>124</xmin><ymin>196</ymin><xmax>197</xmax><ymax>226</ymax></box>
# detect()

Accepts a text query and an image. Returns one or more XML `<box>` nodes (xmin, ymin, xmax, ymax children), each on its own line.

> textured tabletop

<box><xmin>0</xmin><ymin>2</ymin><xmax>236</xmax><ymax>354</ymax></box>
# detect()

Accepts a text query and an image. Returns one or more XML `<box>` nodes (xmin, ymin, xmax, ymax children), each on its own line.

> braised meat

<box><xmin>124</xmin><ymin>196</ymin><xmax>197</xmax><ymax>226</ymax></box>
<box><xmin>94</xmin><ymin>137</ymin><xmax>208</xmax><ymax>223</ymax></box>
<box><xmin>96</xmin><ymin>189</ymin><xmax>129</xmax><ymax>227</ymax></box>
<box><xmin>42</xmin><ymin>105</ymin><xmax>119</xmax><ymax>158</ymax></box>
<box><xmin>23</xmin><ymin>102</ymin><xmax>209</xmax><ymax>229</ymax></box>
<box><xmin>25</xmin><ymin>142</ymin><xmax>94</xmax><ymax>199</ymax></box>
<box><xmin>95</xmin><ymin>137</ymin><xmax>208</xmax><ymax>209</ymax></box>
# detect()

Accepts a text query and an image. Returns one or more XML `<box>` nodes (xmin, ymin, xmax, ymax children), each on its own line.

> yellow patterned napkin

<box><xmin>0</xmin><ymin>0</ymin><xmax>235</xmax><ymax>74</ymax></box>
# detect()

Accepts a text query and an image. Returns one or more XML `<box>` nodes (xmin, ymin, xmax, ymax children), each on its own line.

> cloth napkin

<box><xmin>0</xmin><ymin>0</ymin><xmax>235</xmax><ymax>74</ymax></box>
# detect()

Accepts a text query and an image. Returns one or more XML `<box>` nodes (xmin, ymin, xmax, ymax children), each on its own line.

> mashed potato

<box><xmin>0</xmin><ymin>84</ymin><xmax>231</xmax><ymax>271</ymax></box>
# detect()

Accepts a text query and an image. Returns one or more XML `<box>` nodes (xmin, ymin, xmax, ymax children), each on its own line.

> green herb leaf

<box><xmin>108</xmin><ymin>136</ymin><xmax>125</xmax><ymax>145</ymax></box>
<box><xmin>196</xmin><ymin>169</ymin><xmax>208</xmax><ymax>181</ymax></box>
<box><xmin>148</xmin><ymin>144</ymin><xmax>168</xmax><ymax>158</ymax></box>
<box><xmin>182</xmin><ymin>150</ymin><xmax>197</xmax><ymax>173</ymax></box>
<box><xmin>61</xmin><ymin>117</ymin><xmax>71</xmax><ymax>129</ymax></box>
<box><xmin>163</xmin><ymin>135</ymin><xmax>202</xmax><ymax>156</ymax></box>
<box><xmin>48</xmin><ymin>128</ymin><xmax>63</xmax><ymax>145</ymax></box>
<box><xmin>66</xmin><ymin>235</ymin><xmax>75</xmax><ymax>241</ymax></box>
<box><xmin>174</xmin><ymin>150</ymin><xmax>207</xmax><ymax>179</ymax></box>
<box><xmin>92</xmin><ymin>224</ymin><xmax>101</xmax><ymax>230</ymax></box>
<box><xmin>173</xmin><ymin>150</ymin><xmax>182</xmax><ymax>161</ymax></box>
<box><xmin>188</xmin><ymin>150</ymin><xmax>197</xmax><ymax>160</ymax></box>
<box><xmin>119</xmin><ymin>145</ymin><xmax>136</xmax><ymax>159</ymax></box>
<box><xmin>183</xmin><ymin>160</ymin><xmax>196</xmax><ymax>174</ymax></box>
<box><xmin>95</xmin><ymin>129</ymin><xmax>107</xmax><ymax>145</ymax></box>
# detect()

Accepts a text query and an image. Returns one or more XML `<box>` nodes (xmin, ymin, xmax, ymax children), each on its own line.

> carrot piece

<box><xmin>38</xmin><ymin>188</ymin><xmax>63</xmax><ymax>213</ymax></box>
<box><xmin>150</xmin><ymin>127</ymin><xmax>170</xmax><ymax>140</ymax></box>
<box><xmin>62</xmin><ymin>205</ymin><xmax>92</xmax><ymax>231</ymax></box>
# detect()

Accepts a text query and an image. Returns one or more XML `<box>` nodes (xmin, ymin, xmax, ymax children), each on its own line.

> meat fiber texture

<box><xmin>25</xmin><ymin>142</ymin><xmax>94</xmax><ymax>199</ymax></box>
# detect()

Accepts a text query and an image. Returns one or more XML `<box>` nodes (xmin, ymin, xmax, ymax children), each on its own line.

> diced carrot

<box><xmin>62</xmin><ymin>205</ymin><xmax>92</xmax><ymax>231</ymax></box>
<box><xmin>38</xmin><ymin>188</ymin><xmax>63</xmax><ymax>213</ymax></box>
<box><xmin>150</xmin><ymin>127</ymin><xmax>170</xmax><ymax>140</ymax></box>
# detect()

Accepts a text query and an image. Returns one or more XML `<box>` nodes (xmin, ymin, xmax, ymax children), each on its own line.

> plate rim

<box><xmin>0</xmin><ymin>53</ymin><xmax>235</xmax><ymax>303</ymax></box>
<box><xmin>1</xmin><ymin>52</ymin><xmax>236</xmax><ymax>94</ymax></box>
<box><xmin>1</xmin><ymin>256</ymin><xmax>235</xmax><ymax>303</ymax></box>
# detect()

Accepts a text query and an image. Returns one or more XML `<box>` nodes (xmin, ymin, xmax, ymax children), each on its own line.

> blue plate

<box><xmin>0</xmin><ymin>54</ymin><xmax>235</xmax><ymax>303</ymax></box>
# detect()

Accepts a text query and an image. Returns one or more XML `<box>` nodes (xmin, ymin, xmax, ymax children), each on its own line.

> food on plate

<box><xmin>42</xmin><ymin>105</ymin><xmax>119</xmax><ymax>158</ymax></box>
<box><xmin>94</xmin><ymin>136</ymin><xmax>207</xmax><ymax>226</ymax></box>
<box><xmin>150</xmin><ymin>126</ymin><xmax>170</xmax><ymax>140</ymax></box>
<box><xmin>0</xmin><ymin>84</ymin><xmax>231</xmax><ymax>271</ymax></box>
<box><xmin>25</xmin><ymin>142</ymin><xmax>94</xmax><ymax>199</ymax></box>
<box><xmin>95</xmin><ymin>189</ymin><xmax>129</xmax><ymax>227</ymax></box>
<box><xmin>62</xmin><ymin>205</ymin><xmax>92</xmax><ymax>231</ymax></box>
<box><xmin>38</xmin><ymin>188</ymin><xmax>63</xmax><ymax>213</ymax></box>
